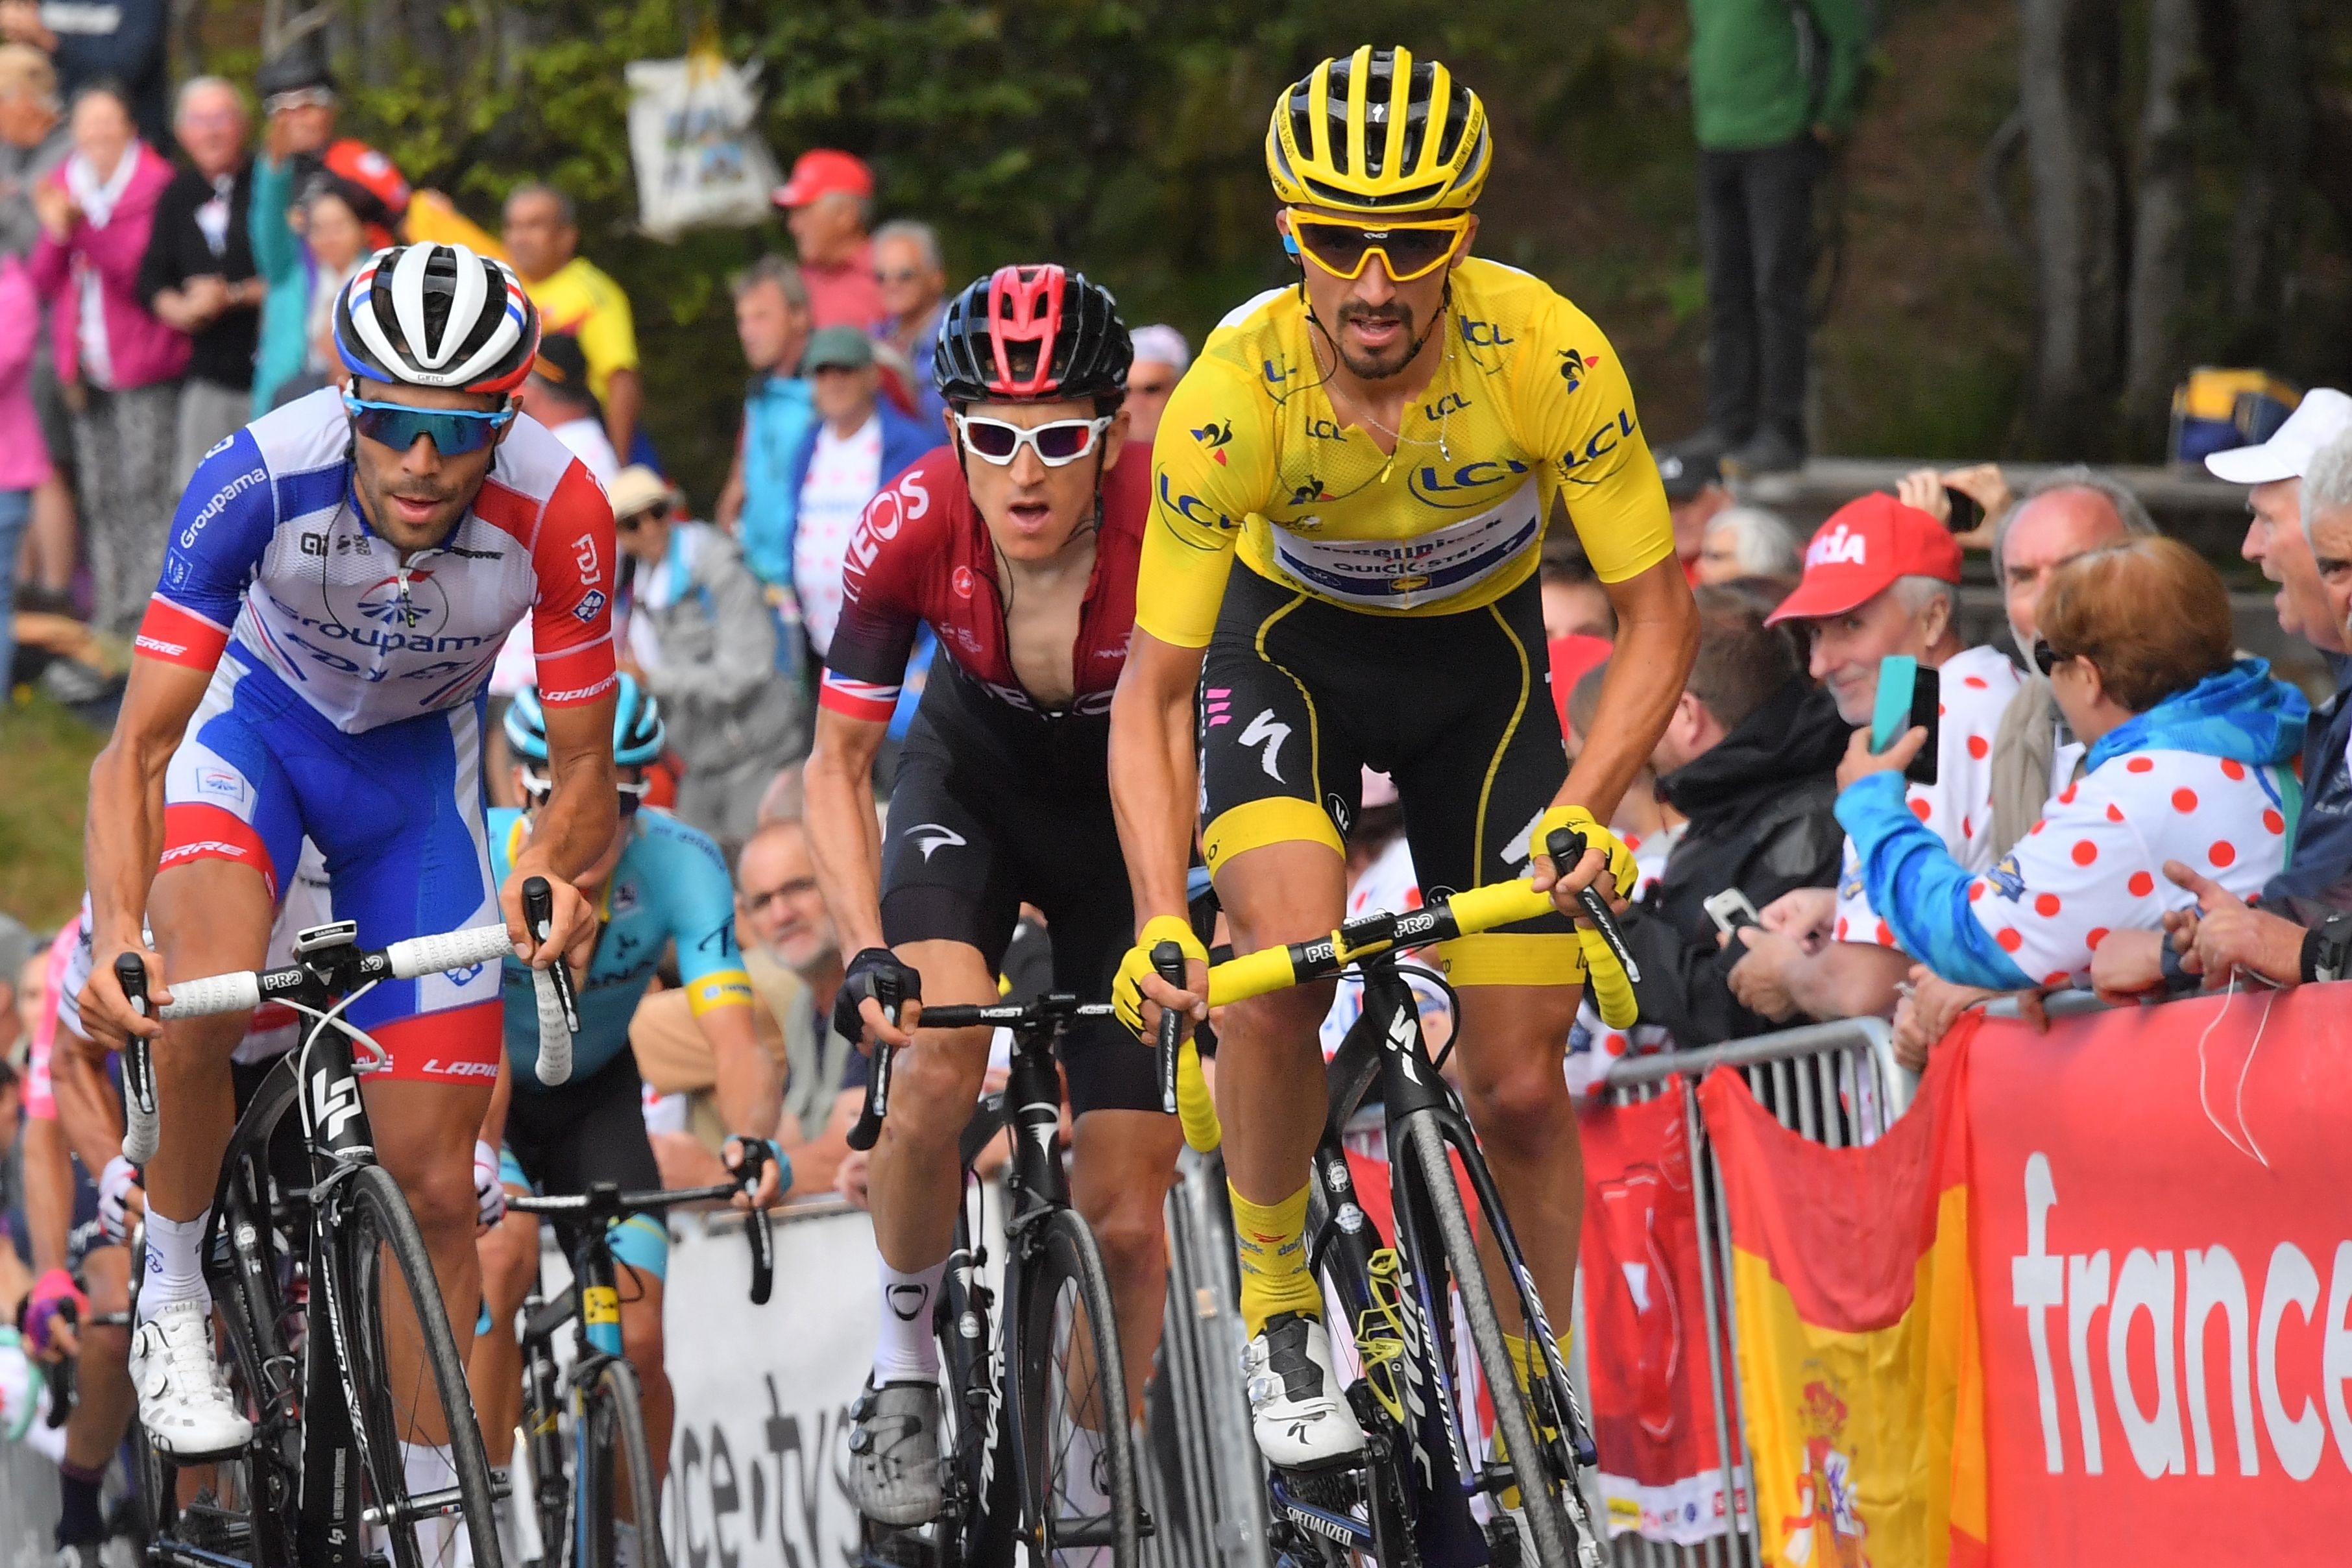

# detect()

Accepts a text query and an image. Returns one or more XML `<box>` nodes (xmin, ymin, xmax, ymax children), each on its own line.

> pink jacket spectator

<box><xmin>29</xmin><ymin>141</ymin><xmax>190</xmax><ymax>392</ymax></box>
<box><xmin>0</xmin><ymin>254</ymin><xmax>55</xmax><ymax>492</ymax></box>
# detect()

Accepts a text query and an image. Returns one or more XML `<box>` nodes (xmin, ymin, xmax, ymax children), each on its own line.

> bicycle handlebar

<box><xmin>1201</xmin><ymin>829</ymin><xmax>1640</xmax><ymax>1030</ymax></box>
<box><xmin>113</xmin><ymin>915</ymin><xmax>555</xmax><ymax>1164</ymax></box>
<box><xmin>509</xmin><ymin>1173</ymin><xmax>774</xmax><ymax>1306</ymax></box>
<box><xmin>522</xmin><ymin>877</ymin><xmax>581</xmax><ymax>1085</ymax></box>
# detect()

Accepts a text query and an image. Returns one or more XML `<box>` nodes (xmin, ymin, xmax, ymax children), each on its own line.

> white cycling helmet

<box><xmin>333</xmin><ymin>241</ymin><xmax>540</xmax><ymax>395</ymax></box>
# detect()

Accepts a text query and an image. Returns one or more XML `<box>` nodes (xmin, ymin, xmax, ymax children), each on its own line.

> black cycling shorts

<box><xmin>1196</xmin><ymin>563</ymin><xmax>1577</xmax><ymax>987</ymax></box>
<box><xmin>879</xmin><ymin>664</ymin><xmax>1161</xmax><ymax>1118</ymax></box>
<box><xmin>504</xmin><ymin>1048</ymin><xmax>663</xmax><ymax>1197</ymax></box>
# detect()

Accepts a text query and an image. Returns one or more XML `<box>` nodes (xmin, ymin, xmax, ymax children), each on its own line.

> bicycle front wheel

<box><xmin>1013</xmin><ymin>1207</ymin><xmax>1140</xmax><ymax>1566</ymax></box>
<box><xmin>573</xmin><ymin>1357</ymin><xmax>666</xmax><ymax>1568</ymax></box>
<box><xmin>1398</xmin><ymin>1115</ymin><xmax>1577</xmax><ymax>1567</ymax></box>
<box><xmin>337</xmin><ymin>1164</ymin><xmax>506</xmax><ymax>1568</ymax></box>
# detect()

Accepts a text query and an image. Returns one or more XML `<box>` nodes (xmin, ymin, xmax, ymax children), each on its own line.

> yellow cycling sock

<box><xmin>1501</xmin><ymin>1329</ymin><xmax>1571</xmax><ymax>1397</ymax></box>
<box><xmin>1229</xmin><ymin>1183</ymin><xmax>1322</xmax><ymax>1338</ymax></box>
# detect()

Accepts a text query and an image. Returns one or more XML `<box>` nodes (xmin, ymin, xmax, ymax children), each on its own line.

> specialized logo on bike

<box><xmin>905</xmin><ymin>822</ymin><xmax>965</xmax><ymax>861</ymax></box>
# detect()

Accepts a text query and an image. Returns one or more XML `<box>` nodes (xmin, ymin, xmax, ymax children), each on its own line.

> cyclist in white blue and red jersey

<box><xmin>75</xmin><ymin>242</ymin><xmax>622</xmax><ymax>1472</ymax></box>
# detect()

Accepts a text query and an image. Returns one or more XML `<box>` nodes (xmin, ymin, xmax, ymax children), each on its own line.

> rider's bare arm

<box><xmin>81</xmin><ymin>657</ymin><xmax>217</xmax><ymax>1044</ymax></box>
<box><xmin>478</xmin><ymin>1046</ymin><xmax>515</xmax><ymax>1152</ymax></box>
<box><xmin>499</xmin><ymin>688</ymin><xmax>619</xmax><ymax>969</ymax></box>
<box><xmin>699</xmin><ymin>1000</ymin><xmax>785</xmax><ymax>1207</ymax></box>
<box><xmin>1558</xmin><ymin>556</ymin><xmax>1697</xmax><ymax>827</ymax></box>
<box><xmin>49</xmin><ymin>1030</ymin><xmax>128</xmax><ymax>1179</ymax></box>
<box><xmin>1108</xmin><ymin>630</ymin><xmax>1209</xmax><ymax>930</ymax></box>
<box><xmin>803</xmin><ymin>705</ymin><xmax>891</xmax><ymax>958</ymax></box>
<box><xmin>20</xmin><ymin>1116</ymin><xmax>77</xmax><ymax>1277</ymax></box>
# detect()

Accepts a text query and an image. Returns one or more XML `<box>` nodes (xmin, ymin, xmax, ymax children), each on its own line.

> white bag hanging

<box><xmin>625</xmin><ymin>45</ymin><xmax>781</xmax><ymax>239</ymax></box>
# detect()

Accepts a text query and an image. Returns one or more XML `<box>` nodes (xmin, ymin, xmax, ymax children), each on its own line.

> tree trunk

<box><xmin>2216</xmin><ymin>0</ymin><xmax>2310</xmax><ymax>357</ymax></box>
<box><xmin>2122</xmin><ymin>0</ymin><xmax>2200</xmax><ymax>436</ymax></box>
<box><xmin>2018</xmin><ymin>0</ymin><xmax>2127</xmax><ymax>455</ymax></box>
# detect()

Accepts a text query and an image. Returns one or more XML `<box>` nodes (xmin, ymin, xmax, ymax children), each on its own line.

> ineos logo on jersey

<box><xmin>906</xmin><ymin>823</ymin><xmax>966</xmax><ymax>861</ymax></box>
<box><xmin>1240</xmin><ymin>709</ymin><xmax>1290</xmax><ymax>782</ymax></box>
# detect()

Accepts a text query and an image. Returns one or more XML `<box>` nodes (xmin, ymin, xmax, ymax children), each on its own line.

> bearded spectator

<box><xmin>1867</xmin><ymin>538</ymin><xmax>2301</xmax><ymax>1060</ymax></box>
<box><xmin>29</xmin><ymin>82</ymin><xmax>184</xmax><ymax>638</ymax></box>
<box><xmin>141</xmin><ymin>77</ymin><xmax>262</xmax><ymax>486</ymax></box>
<box><xmin>773</xmin><ymin>148</ymin><xmax>880</xmax><ymax>332</ymax></box>
<box><xmin>1126</xmin><ymin>324</ymin><xmax>1189</xmax><ymax>447</ymax></box>
<box><xmin>869</xmin><ymin>217</ymin><xmax>947</xmax><ymax>429</ymax></box>
<box><xmin>1695</xmin><ymin>504</ymin><xmax>1800</xmax><ymax>584</ymax></box>
<box><xmin>1726</xmin><ymin>493</ymin><xmax>2019</xmax><ymax>1024</ymax></box>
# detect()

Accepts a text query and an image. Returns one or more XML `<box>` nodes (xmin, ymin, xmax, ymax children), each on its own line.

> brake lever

<box><xmin>1545</xmin><ymin>827</ymin><xmax>1642</xmax><ymax>985</ymax></box>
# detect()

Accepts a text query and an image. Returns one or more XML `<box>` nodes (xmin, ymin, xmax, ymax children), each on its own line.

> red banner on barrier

<box><xmin>1579</xmin><ymin>1091</ymin><xmax>1750</xmax><ymax>1544</ymax></box>
<box><xmin>1968</xmin><ymin>987</ymin><xmax>2352</xmax><ymax>1560</ymax></box>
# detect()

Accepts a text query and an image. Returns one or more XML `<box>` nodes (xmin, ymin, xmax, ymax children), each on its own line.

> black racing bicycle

<box><xmin>117</xmin><ymin>897</ymin><xmax>548</xmax><ymax>1568</ymax></box>
<box><xmin>849</xmin><ymin>989</ymin><xmax>1146</xmax><ymax>1568</ymax></box>
<box><xmin>1183</xmin><ymin>830</ymin><xmax>1630</xmax><ymax>1568</ymax></box>
<box><xmin>504</xmin><ymin>1169</ymin><xmax>774</xmax><ymax>1568</ymax></box>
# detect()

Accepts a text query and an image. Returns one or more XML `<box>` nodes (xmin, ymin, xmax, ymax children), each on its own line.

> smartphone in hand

<box><xmin>1704</xmin><ymin>887</ymin><xmax>1762</xmax><ymax>939</ymax></box>
<box><xmin>1870</xmin><ymin>655</ymin><xmax>1941</xmax><ymax>786</ymax></box>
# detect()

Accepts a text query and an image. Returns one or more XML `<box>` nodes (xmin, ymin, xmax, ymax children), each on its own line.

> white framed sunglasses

<box><xmin>952</xmin><ymin>413</ymin><xmax>1112</xmax><ymax>468</ymax></box>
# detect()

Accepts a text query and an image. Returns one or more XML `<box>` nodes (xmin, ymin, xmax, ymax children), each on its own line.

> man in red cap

<box><xmin>1723</xmin><ymin>492</ymin><xmax>2021</xmax><ymax>1025</ymax></box>
<box><xmin>773</xmin><ymin>148</ymin><xmax>883</xmax><ymax>332</ymax></box>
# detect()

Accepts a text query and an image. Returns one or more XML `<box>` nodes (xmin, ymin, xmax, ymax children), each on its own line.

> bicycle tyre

<box><xmin>1014</xmin><ymin>1207</ymin><xmax>1140</xmax><ymax>1566</ymax></box>
<box><xmin>580</xmin><ymin>1357</ymin><xmax>667</xmax><ymax>1568</ymax></box>
<box><xmin>1398</xmin><ymin>1116</ymin><xmax>1575</xmax><ymax>1567</ymax></box>
<box><xmin>336</xmin><ymin>1163</ymin><xmax>505</xmax><ymax>1568</ymax></box>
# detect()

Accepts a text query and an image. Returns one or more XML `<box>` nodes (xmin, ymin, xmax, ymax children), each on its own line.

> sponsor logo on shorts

<box><xmin>906</xmin><ymin>823</ymin><xmax>966</xmax><ymax>862</ymax></box>
<box><xmin>161</xmin><ymin>839</ymin><xmax>252</xmax><ymax>864</ymax></box>
<box><xmin>197</xmin><ymin>767</ymin><xmax>245</xmax><ymax>801</ymax></box>
<box><xmin>419</xmin><ymin>1057</ymin><xmax>500</xmax><ymax>1080</ymax></box>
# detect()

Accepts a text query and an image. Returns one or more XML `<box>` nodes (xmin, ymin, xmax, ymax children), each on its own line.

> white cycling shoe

<box><xmin>129</xmin><ymin>1298</ymin><xmax>252</xmax><ymax>1458</ymax></box>
<box><xmin>1243</xmin><ymin>1312</ymin><xmax>1366</xmax><ymax>1471</ymax></box>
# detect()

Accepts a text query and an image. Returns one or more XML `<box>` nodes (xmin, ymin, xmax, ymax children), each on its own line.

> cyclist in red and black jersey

<box><xmin>805</xmin><ymin>265</ymin><xmax>1180</xmax><ymax>1527</ymax></box>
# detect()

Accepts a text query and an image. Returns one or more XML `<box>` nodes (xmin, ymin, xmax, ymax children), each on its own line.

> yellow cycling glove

<box><xmin>1112</xmin><ymin>915</ymin><xmax>1209</xmax><ymax>1040</ymax></box>
<box><xmin>1529</xmin><ymin>804</ymin><xmax>1638</xmax><ymax>901</ymax></box>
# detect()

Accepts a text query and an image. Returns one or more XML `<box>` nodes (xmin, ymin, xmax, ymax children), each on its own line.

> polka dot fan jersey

<box><xmin>1832</xmin><ymin>645</ymin><xmax>2022</xmax><ymax>951</ymax></box>
<box><xmin>1964</xmin><ymin>749</ymin><xmax>2289</xmax><ymax>985</ymax></box>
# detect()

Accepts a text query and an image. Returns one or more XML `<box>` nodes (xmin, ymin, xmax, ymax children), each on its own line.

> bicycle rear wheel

<box><xmin>1013</xmin><ymin>1207</ymin><xmax>1140</xmax><ymax>1565</ymax></box>
<box><xmin>572</xmin><ymin>1357</ymin><xmax>666</xmax><ymax>1568</ymax></box>
<box><xmin>1398</xmin><ymin>1116</ymin><xmax>1578</xmax><ymax>1567</ymax></box>
<box><xmin>336</xmin><ymin>1164</ymin><xmax>505</xmax><ymax>1568</ymax></box>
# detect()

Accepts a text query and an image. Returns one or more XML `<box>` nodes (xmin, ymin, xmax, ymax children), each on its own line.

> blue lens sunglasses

<box><xmin>343</xmin><ymin>393</ymin><xmax>517</xmax><ymax>456</ymax></box>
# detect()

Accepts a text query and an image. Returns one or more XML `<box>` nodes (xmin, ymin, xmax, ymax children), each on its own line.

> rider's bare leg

<box><xmin>368</xmin><ymin>1078</ymin><xmax>496</xmax><ymax>1446</ymax></box>
<box><xmin>1068</xmin><ymin>1108</ymin><xmax>1183</xmax><ymax>1416</ymax></box>
<box><xmin>1449</xmin><ymin>981</ymin><xmax>1585</xmax><ymax>1340</ymax></box>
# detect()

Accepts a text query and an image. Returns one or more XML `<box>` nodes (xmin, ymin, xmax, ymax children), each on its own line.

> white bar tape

<box><xmin>123</xmin><ymin>1095</ymin><xmax>157</xmax><ymax>1165</ymax></box>
<box><xmin>387</xmin><ymin>923</ymin><xmax>519</xmax><ymax>980</ymax></box>
<box><xmin>156</xmin><ymin>971</ymin><xmax>264</xmax><ymax>1020</ymax></box>
<box><xmin>533</xmin><ymin>967</ymin><xmax>573</xmax><ymax>1085</ymax></box>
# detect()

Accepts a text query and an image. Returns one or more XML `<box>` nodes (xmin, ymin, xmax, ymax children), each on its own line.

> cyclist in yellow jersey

<box><xmin>1108</xmin><ymin>45</ymin><xmax>1699</xmax><ymax>1471</ymax></box>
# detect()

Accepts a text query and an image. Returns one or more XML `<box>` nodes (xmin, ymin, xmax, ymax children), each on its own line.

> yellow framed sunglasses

<box><xmin>1285</xmin><ymin>210</ymin><xmax>1472</xmax><ymax>283</ymax></box>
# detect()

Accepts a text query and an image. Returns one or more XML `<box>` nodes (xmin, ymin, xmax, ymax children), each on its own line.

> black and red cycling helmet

<box><xmin>934</xmin><ymin>265</ymin><xmax>1132</xmax><ymax>413</ymax></box>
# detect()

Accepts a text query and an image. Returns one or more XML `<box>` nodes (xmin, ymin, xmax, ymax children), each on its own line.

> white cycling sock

<box><xmin>136</xmin><ymin>1207</ymin><xmax>213</xmax><ymax>1322</ymax></box>
<box><xmin>612</xmin><ymin>1520</ymin><xmax>638</xmax><ymax>1568</ymax></box>
<box><xmin>398</xmin><ymin>1441</ymin><xmax>458</xmax><ymax>1563</ymax></box>
<box><xmin>871</xmin><ymin>1256</ymin><xmax>947</xmax><ymax>1383</ymax></box>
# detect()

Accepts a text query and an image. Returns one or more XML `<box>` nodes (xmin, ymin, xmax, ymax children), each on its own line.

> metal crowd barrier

<box><xmin>1137</xmin><ymin>1016</ymin><xmax>1919</xmax><ymax>1568</ymax></box>
<box><xmin>1572</xmin><ymin>1016</ymin><xmax>1916</xmax><ymax>1568</ymax></box>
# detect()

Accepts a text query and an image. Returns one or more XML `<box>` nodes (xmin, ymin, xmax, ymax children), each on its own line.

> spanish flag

<box><xmin>1697</xmin><ymin>1023</ymin><xmax>1987</xmax><ymax>1567</ymax></box>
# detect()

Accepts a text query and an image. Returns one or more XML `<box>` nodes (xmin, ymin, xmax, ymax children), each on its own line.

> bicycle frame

<box><xmin>1270</xmin><ymin>955</ymin><xmax>1599</xmax><ymax>1562</ymax></box>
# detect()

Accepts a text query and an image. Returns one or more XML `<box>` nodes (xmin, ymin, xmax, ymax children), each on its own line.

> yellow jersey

<box><xmin>522</xmin><ymin>256</ymin><xmax>640</xmax><ymax>403</ymax></box>
<box><xmin>1137</xmin><ymin>258</ymin><xmax>1674</xmax><ymax>647</ymax></box>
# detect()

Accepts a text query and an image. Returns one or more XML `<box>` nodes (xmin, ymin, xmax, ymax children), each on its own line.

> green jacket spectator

<box><xmin>1688</xmin><ymin>0</ymin><xmax>1869</xmax><ymax>152</ymax></box>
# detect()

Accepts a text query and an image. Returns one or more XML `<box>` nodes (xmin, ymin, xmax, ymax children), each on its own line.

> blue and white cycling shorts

<box><xmin>158</xmin><ymin>645</ymin><xmax>503</xmax><ymax>1085</ymax></box>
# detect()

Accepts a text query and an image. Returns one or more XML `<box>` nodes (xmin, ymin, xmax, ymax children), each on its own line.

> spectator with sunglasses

<box><xmin>805</xmin><ymin>263</ymin><xmax>1182</xmax><ymax>1530</ymax></box>
<box><xmin>868</xmin><ymin>217</ymin><xmax>948</xmax><ymax>429</ymax></box>
<box><xmin>611</xmin><ymin>463</ymin><xmax>806</xmax><ymax>840</ymax></box>
<box><xmin>470</xmin><ymin>678</ymin><xmax>783</xmax><ymax>1564</ymax></box>
<box><xmin>1848</xmin><ymin>538</ymin><xmax>2303</xmax><ymax>1060</ymax></box>
<box><xmin>784</xmin><ymin>324</ymin><xmax>934</xmax><ymax>659</ymax></box>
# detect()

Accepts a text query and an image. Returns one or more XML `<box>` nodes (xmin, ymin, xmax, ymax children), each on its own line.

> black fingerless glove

<box><xmin>834</xmin><ymin>947</ymin><xmax>922</xmax><ymax>1045</ymax></box>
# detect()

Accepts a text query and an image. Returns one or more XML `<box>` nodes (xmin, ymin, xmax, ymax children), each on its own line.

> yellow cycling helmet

<box><xmin>1266</xmin><ymin>45</ymin><xmax>1490</xmax><ymax>217</ymax></box>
